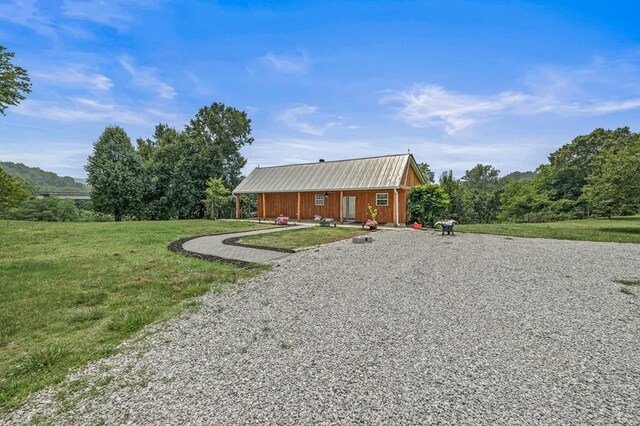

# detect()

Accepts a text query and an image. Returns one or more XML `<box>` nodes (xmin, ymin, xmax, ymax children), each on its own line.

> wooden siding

<box><xmin>403</xmin><ymin>165</ymin><xmax>422</xmax><ymax>187</ymax></box>
<box><xmin>258</xmin><ymin>190</ymin><xmax>409</xmax><ymax>224</ymax></box>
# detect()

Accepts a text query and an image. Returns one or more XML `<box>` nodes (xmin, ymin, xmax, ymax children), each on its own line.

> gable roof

<box><xmin>233</xmin><ymin>154</ymin><xmax>424</xmax><ymax>194</ymax></box>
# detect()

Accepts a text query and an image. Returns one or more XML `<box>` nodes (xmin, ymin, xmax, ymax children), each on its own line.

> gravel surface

<box><xmin>4</xmin><ymin>231</ymin><xmax>640</xmax><ymax>425</ymax></box>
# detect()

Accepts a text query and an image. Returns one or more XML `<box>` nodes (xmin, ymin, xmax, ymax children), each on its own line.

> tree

<box><xmin>85</xmin><ymin>126</ymin><xmax>141</xmax><ymax>221</ymax></box>
<box><xmin>538</xmin><ymin>127</ymin><xmax>638</xmax><ymax>201</ymax></box>
<box><xmin>407</xmin><ymin>183</ymin><xmax>450</xmax><ymax>226</ymax></box>
<box><xmin>0</xmin><ymin>167</ymin><xmax>30</xmax><ymax>209</ymax></box>
<box><xmin>583</xmin><ymin>139</ymin><xmax>640</xmax><ymax>217</ymax></box>
<box><xmin>461</xmin><ymin>164</ymin><xmax>501</xmax><ymax>223</ymax></box>
<box><xmin>204</xmin><ymin>177</ymin><xmax>232</xmax><ymax>220</ymax></box>
<box><xmin>417</xmin><ymin>162</ymin><xmax>435</xmax><ymax>183</ymax></box>
<box><xmin>0</xmin><ymin>45</ymin><xmax>31</xmax><ymax>115</ymax></box>
<box><xmin>137</xmin><ymin>125</ymin><xmax>199</xmax><ymax>219</ymax></box>
<box><xmin>498</xmin><ymin>180</ymin><xmax>550</xmax><ymax>222</ymax></box>
<box><xmin>4</xmin><ymin>197</ymin><xmax>78</xmax><ymax>222</ymax></box>
<box><xmin>439</xmin><ymin>170</ymin><xmax>469</xmax><ymax>222</ymax></box>
<box><xmin>185</xmin><ymin>102</ymin><xmax>253</xmax><ymax>190</ymax></box>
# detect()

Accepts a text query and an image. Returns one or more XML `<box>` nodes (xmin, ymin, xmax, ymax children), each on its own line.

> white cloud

<box><xmin>13</xmin><ymin>97</ymin><xmax>180</xmax><ymax>125</ymax></box>
<box><xmin>120</xmin><ymin>57</ymin><xmax>177</xmax><ymax>99</ymax></box>
<box><xmin>277</xmin><ymin>104</ymin><xmax>343</xmax><ymax>136</ymax></box>
<box><xmin>33</xmin><ymin>65</ymin><xmax>113</xmax><ymax>91</ymax></box>
<box><xmin>62</xmin><ymin>0</ymin><xmax>160</xmax><ymax>31</ymax></box>
<box><xmin>383</xmin><ymin>57</ymin><xmax>640</xmax><ymax>134</ymax></box>
<box><xmin>261</xmin><ymin>50</ymin><xmax>309</xmax><ymax>74</ymax></box>
<box><xmin>381</xmin><ymin>85</ymin><xmax>528</xmax><ymax>134</ymax></box>
<box><xmin>0</xmin><ymin>0</ymin><xmax>57</xmax><ymax>38</ymax></box>
<box><xmin>241</xmin><ymin>137</ymin><xmax>374</xmax><ymax>171</ymax></box>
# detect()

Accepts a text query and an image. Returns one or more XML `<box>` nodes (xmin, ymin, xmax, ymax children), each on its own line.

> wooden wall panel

<box><xmin>257</xmin><ymin>190</ymin><xmax>410</xmax><ymax>225</ymax></box>
<box><xmin>341</xmin><ymin>190</ymin><xmax>395</xmax><ymax>223</ymax></box>
<box><xmin>398</xmin><ymin>189</ymin><xmax>408</xmax><ymax>224</ymax></box>
<box><xmin>299</xmin><ymin>192</ymin><xmax>340</xmax><ymax>219</ymax></box>
<box><xmin>404</xmin><ymin>165</ymin><xmax>422</xmax><ymax>187</ymax></box>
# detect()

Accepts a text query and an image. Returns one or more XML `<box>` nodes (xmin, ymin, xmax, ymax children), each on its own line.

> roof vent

<box><xmin>319</xmin><ymin>159</ymin><xmax>325</xmax><ymax>162</ymax></box>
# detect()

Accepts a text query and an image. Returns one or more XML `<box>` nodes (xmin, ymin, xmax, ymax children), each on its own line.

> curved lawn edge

<box><xmin>167</xmin><ymin>225</ymin><xmax>286</xmax><ymax>266</ymax></box>
<box><xmin>232</xmin><ymin>226</ymin><xmax>370</xmax><ymax>252</ymax></box>
<box><xmin>221</xmin><ymin>228</ymin><xmax>312</xmax><ymax>254</ymax></box>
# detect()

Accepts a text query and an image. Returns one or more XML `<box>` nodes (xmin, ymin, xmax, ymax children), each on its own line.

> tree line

<box><xmin>409</xmin><ymin>127</ymin><xmax>640</xmax><ymax>225</ymax></box>
<box><xmin>85</xmin><ymin>102</ymin><xmax>255</xmax><ymax>221</ymax></box>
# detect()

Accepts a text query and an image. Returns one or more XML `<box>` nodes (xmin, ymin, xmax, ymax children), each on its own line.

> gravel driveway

<box><xmin>5</xmin><ymin>231</ymin><xmax>640</xmax><ymax>425</ymax></box>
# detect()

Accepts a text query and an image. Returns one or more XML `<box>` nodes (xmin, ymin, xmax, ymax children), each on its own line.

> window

<box><xmin>315</xmin><ymin>194</ymin><xmax>325</xmax><ymax>206</ymax></box>
<box><xmin>376</xmin><ymin>193</ymin><xmax>389</xmax><ymax>206</ymax></box>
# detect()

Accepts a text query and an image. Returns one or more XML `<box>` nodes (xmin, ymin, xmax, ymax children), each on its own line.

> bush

<box><xmin>3</xmin><ymin>197</ymin><xmax>79</xmax><ymax>222</ymax></box>
<box><xmin>408</xmin><ymin>184</ymin><xmax>450</xmax><ymax>226</ymax></box>
<box><xmin>77</xmin><ymin>209</ymin><xmax>114</xmax><ymax>222</ymax></box>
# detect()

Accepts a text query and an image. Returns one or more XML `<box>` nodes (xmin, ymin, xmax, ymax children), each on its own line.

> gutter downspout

<box><xmin>394</xmin><ymin>188</ymin><xmax>399</xmax><ymax>227</ymax></box>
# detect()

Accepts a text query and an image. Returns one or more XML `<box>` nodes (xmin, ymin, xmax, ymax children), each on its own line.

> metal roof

<box><xmin>233</xmin><ymin>154</ymin><xmax>424</xmax><ymax>194</ymax></box>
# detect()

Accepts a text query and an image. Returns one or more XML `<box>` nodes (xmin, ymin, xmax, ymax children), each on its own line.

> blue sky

<box><xmin>1</xmin><ymin>0</ymin><xmax>639</xmax><ymax>179</ymax></box>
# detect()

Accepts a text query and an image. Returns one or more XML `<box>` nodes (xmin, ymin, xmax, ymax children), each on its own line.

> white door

<box><xmin>343</xmin><ymin>196</ymin><xmax>356</xmax><ymax>221</ymax></box>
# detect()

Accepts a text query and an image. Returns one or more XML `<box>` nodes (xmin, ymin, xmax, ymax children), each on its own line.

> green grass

<box><xmin>0</xmin><ymin>219</ymin><xmax>271</xmax><ymax>413</ymax></box>
<box><xmin>456</xmin><ymin>215</ymin><xmax>640</xmax><ymax>243</ymax></box>
<box><xmin>239</xmin><ymin>226</ymin><xmax>368</xmax><ymax>250</ymax></box>
<box><xmin>620</xmin><ymin>287</ymin><xmax>636</xmax><ymax>297</ymax></box>
<box><xmin>615</xmin><ymin>279</ymin><xmax>640</xmax><ymax>286</ymax></box>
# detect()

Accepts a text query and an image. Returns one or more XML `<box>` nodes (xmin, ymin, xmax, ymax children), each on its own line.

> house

<box><xmin>232</xmin><ymin>154</ymin><xmax>425</xmax><ymax>226</ymax></box>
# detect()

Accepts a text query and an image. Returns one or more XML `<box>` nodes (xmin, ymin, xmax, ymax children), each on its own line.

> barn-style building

<box><xmin>232</xmin><ymin>154</ymin><xmax>425</xmax><ymax>226</ymax></box>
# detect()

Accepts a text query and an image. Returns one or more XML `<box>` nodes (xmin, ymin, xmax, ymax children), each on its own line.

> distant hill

<box><xmin>0</xmin><ymin>161</ymin><xmax>89</xmax><ymax>193</ymax></box>
<box><xmin>502</xmin><ymin>171</ymin><xmax>536</xmax><ymax>181</ymax></box>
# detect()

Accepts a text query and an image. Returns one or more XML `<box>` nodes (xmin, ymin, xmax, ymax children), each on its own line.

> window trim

<box><xmin>315</xmin><ymin>194</ymin><xmax>325</xmax><ymax>206</ymax></box>
<box><xmin>376</xmin><ymin>193</ymin><xmax>389</xmax><ymax>206</ymax></box>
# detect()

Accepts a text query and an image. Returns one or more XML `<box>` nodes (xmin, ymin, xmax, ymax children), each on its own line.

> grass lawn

<box><xmin>239</xmin><ymin>226</ymin><xmax>368</xmax><ymax>250</ymax></box>
<box><xmin>0</xmin><ymin>219</ymin><xmax>272</xmax><ymax>413</ymax></box>
<box><xmin>456</xmin><ymin>215</ymin><xmax>640</xmax><ymax>243</ymax></box>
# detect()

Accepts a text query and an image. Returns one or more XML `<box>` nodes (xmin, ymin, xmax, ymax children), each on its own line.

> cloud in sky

<box><xmin>383</xmin><ymin>58</ymin><xmax>640</xmax><ymax>134</ymax></box>
<box><xmin>33</xmin><ymin>65</ymin><xmax>113</xmax><ymax>91</ymax></box>
<box><xmin>120</xmin><ymin>57</ymin><xmax>177</xmax><ymax>99</ymax></box>
<box><xmin>381</xmin><ymin>85</ymin><xmax>528</xmax><ymax>134</ymax></box>
<box><xmin>0</xmin><ymin>0</ymin><xmax>57</xmax><ymax>38</ymax></box>
<box><xmin>277</xmin><ymin>104</ymin><xmax>343</xmax><ymax>136</ymax></box>
<box><xmin>62</xmin><ymin>0</ymin><xmax>160</xmax><ymax>31</ymax></box>
<box><xmin>261</xmin><ymin>50</ymin><xmax>309</xmax><ymax>74</ymax></box>
<box><xmin>14</xmin><ymin>97</ymin><xmax>180</xmax><ymax>125</ymax></box>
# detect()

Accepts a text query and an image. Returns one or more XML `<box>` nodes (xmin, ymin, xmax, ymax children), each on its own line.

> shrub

<box><xmin>408</xmin><ymin>184</ymin><xmax>450</xmax><ymax>226</ymax></box>
<box><xmin>3</xmin><ymin>197</ymin><xmax>79</xmax><ymax>222</ymax></box>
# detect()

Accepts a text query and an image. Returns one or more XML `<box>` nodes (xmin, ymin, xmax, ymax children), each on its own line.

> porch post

<box><xmin>262</xmin><ymin>193</ymin><xmax>267</xmax><ymax>219</ymax></box>
<box><xmin>393</xmin><ymin>189</ymin><xmax>399</xmax><ymax>227</ymax></box>
<box><xmin>235</xmin><ymin>195</ymin><xmax>241</xmax><ymax>219</ymax></box>
<box><xmin>297</xmin><ymin>192</ymin><xmax>301</xmax><ymax>221</ymax></box>
<box><xmin>339</xmin><ymin>191</ymin><xmax>344</xmax><ymax>223</ymax></box>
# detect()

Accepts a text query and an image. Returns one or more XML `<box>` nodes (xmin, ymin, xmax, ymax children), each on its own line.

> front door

<box><xmin>343</xmin><ymin>196</ymin><xmax>356</xmax><ymax>221</ymax></box>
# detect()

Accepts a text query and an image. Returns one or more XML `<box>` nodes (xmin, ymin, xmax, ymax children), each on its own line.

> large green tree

<box><xmin>498</xmin><ymin>180</ymin><xmax>550</xmax><ymax>222</ymax></box>
<box><xmin>537</xmin><ymin>127</ymin><xmax>638</xmax><ymax>201</ymax></box>
<box><xmin>137</xmin><ymin>125</ymin><xmax>199</xmax><ymax>219</ymax></box>
<box><xmin>185</xmin><ymin>102</ymin><xmax>253</xmax><ymax>190</ymax></box>
<box><xmin>0</xmin><ymin>45</ymin><xmax>31</xmax><ymax>115</ymax></box>
<box><xmin>85</xmin><ymin>126</ymin><xmax>141</xmax><ymax>221</ymax></box>
<box><xmin>439</xmin><ymin>170</ymin><xmax>468</xmax><ymax>222</ymax></box>
<box><xmin>0</xmin><ymin>167</ymin><xmax>30</xmax><ymax>209</ymax></box>
<box><xmin>461</xmin><ymin>164</ymin><xmax>501</xmax><ymax>223</ymax></box>
<box><xmin>583</xmin><ymin>139</ymin><xmax>640</xmax><ymax>217</ymax></box>
<box><xmin>417</xmin><ymin>162</ymin><xmax>435</xmax><ymax>183</ymax></box>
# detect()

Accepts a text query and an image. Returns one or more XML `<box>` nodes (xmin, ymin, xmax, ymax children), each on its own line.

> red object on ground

<box><xmin>413</xmin><ymin>222</ymin><xmax>422</xmax><ymax>229</ymax></box>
